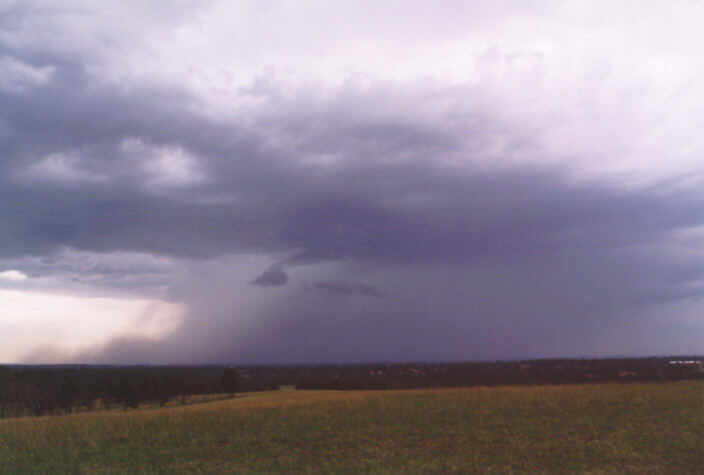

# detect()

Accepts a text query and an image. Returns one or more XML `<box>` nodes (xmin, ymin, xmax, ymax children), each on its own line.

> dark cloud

<box><xmin>2</xmin><ymin>5</ymin><xmax>703</xmax><ymax>363</ymax></box>
<box><xmin>250</xmin><ymin>266</ymin><xmax>288</xmax><ymax>287</ymax></box>
<box><xmin>2</xmin><ymin>36</ymin><xmax>700</xmax><ymax>271</ymax></box>
<box><xmin>316</xmin><ymin>280</ymin><xmax>385</xmax><ymax>298</ymax></box>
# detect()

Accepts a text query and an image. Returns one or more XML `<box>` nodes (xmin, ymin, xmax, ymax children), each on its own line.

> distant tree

<box><xmin>221</xmin><ymin>368</ymin><xmax>239</xmax><ymax>396</ymax></box>
<box><xmin>155</xmin><ymin>372</ymin><xmax>177</xmax><ymax>407</ymax></box>
<box><xmin>0</xmin><ymin>366</ymin><xmax>10</xmax><ymax>419</ymax></box>
<box><xmin>97</xmin><ymin>381</ymin><xmax>115</xmax><ymax>410</ymax></box>
<box><xmin>56</xmin><ymin>377</ymin><xmax>76</xmax><ymax>414</ymax></box>
<box><xmin>36</xmin><ymin>370</ymin><xmax>57</xmax><ymax>415</ymax></box>
<box><xmin>116</xmin><ymin>377</ymin><xmax>139</xmax><ymax>410</ymax></box>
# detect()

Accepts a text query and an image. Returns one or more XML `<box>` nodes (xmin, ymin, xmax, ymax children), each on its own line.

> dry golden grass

<box><xmin>1</xmin><ymin>381</ymin><xmax>702</xmax><ymax>472</ymax></box>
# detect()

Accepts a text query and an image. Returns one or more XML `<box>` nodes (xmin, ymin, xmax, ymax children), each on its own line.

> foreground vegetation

<box><xmin>1</xmin><ymin>381</ymin><xmax>702</xmax><ymax>472</ymax></box>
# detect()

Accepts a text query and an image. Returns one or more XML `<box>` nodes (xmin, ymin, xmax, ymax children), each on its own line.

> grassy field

<box><xmin>1</xmin><ymin>381</ymin><xmax>702</xmax><ymax>472</ymax></box>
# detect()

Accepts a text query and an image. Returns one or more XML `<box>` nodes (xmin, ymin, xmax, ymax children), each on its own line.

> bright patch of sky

<box><xmin>0</xmin><ymin>270</ymin><xmax>27</xmax><ymax>282</ymax></box>
<box><xmin>0</xmin><ymin>289</ymin><xmax>183</xmax><ymax>363</ymax></box>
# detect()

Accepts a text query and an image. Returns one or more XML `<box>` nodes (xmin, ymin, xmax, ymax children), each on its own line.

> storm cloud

<box><xmin>0</xmin><ymin>1</ymin><xmax>702</xmax><ymax>363</ymax></box>
<box><xmin>250</xmin><ymin>267</ymin><xmax>288</xmax><ymax>287</ymax></box>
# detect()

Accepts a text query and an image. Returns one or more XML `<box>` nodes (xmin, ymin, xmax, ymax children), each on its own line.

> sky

<box><xmin>0</xmin><ymin>0</ymin><xmax>702</xmax><ymax>364</ymax></box>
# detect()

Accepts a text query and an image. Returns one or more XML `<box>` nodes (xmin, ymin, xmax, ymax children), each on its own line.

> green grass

<box><xmin>1</xmin><ymin>381</ymin><xmax>702</xmax><ymax>472</ymax></box>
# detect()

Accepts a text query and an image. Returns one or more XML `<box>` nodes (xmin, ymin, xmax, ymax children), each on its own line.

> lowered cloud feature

<box><xmin>250</xmin><ymin>267</ymin><xmax>289</xmax><ymax>287</ymax></box>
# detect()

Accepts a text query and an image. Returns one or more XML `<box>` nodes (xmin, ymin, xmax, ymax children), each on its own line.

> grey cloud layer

<box><xmin>1</xmin><ymin>3</ymin><xmax>703</xmax><ymax>363</ymax></box>
<box><xmin>3</xmin><ymin>53</ymin><xmax>699</xmax><ymax>270</ymax></box>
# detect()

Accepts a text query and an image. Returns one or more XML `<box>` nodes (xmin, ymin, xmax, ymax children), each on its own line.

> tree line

<box><xmin>0</xmin><ymin>357</ymin><xmax>701</xmax><ymax>419</ymax></box>
<box><xmin>0</xmin><ymin>366</ymin><xmax>230</xmax><ymax>418</ymax></box>
<box><xmin>294</xmin><ymin>357</ymin><xmax>703</xmax><ymax>390</ymax></box>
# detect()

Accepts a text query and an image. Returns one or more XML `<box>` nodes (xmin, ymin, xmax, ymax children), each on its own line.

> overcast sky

<box><xmin>1</xmin><ymin>0</ymin><xmax>702</xmax><ymax>364</ymax></box>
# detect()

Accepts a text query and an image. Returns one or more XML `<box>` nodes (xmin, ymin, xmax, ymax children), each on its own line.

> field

<box><xmin>1</xmin><ymin>381</ymin><xmax>702</xmax><ymax>472</ymax></box>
